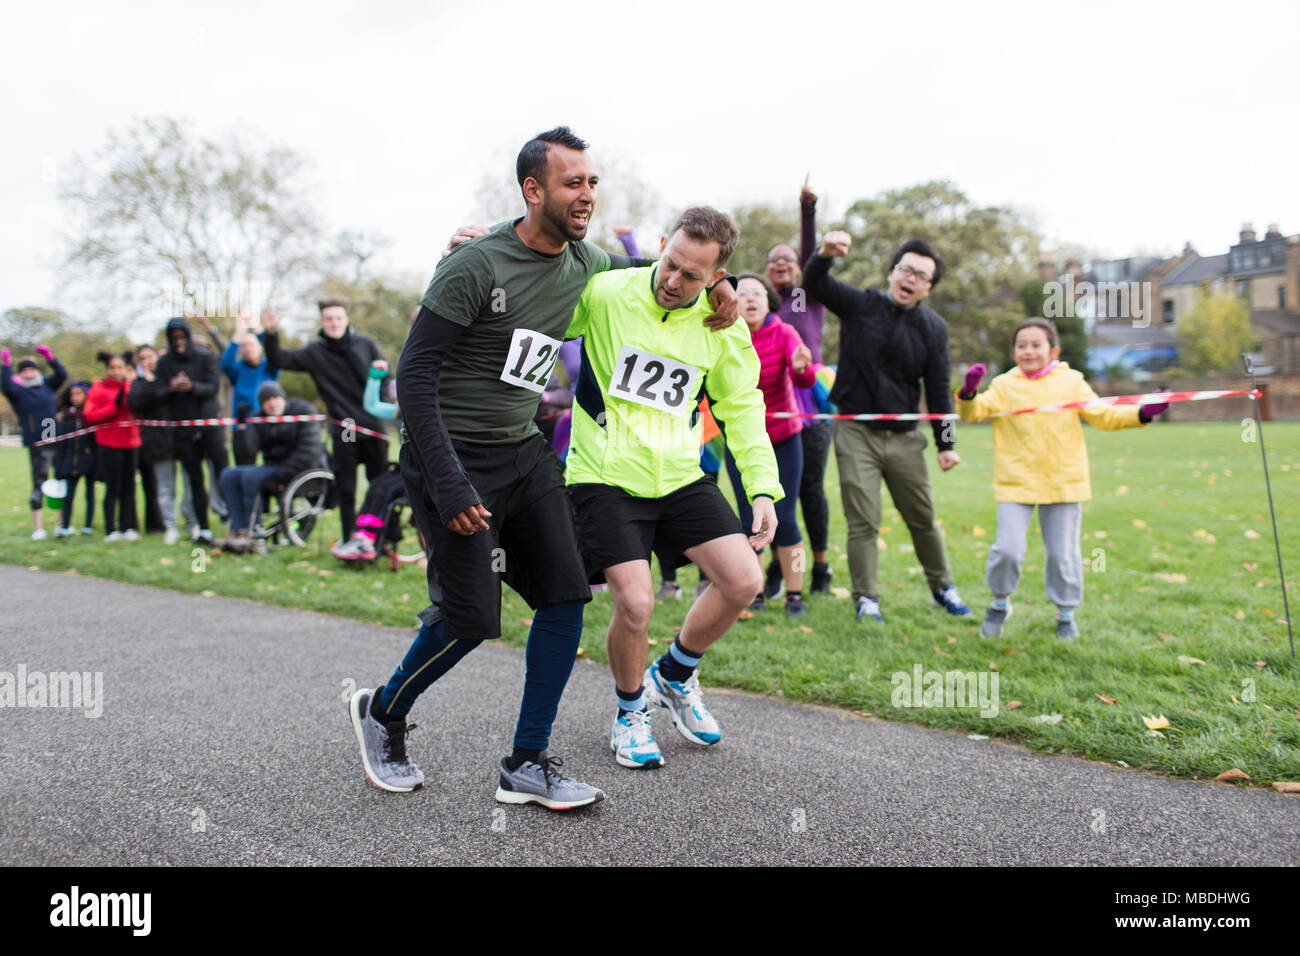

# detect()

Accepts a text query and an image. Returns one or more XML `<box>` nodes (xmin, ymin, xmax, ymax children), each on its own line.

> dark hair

<box><xmin>58</xmin><ymin>381</ymin><xmax>91</xmax><ymax>412</ymax></box>
<box><xmin>737</xmin><ymin>272</ymin><xmax>782</xmax><ymax>312</ymax></box>
<box><xmin>96</xmin><ymin>349</ymin><xmax>134</xmax><ymax>367</ymax></box>
<box><xmin>1014</xmin><ymin>317</ymin><xmax>1059</xmax><ymax>348</ymax></box>
<box><xmin>135</xmin><ymin>343</ymin><xmax>157</xmax><ymax>355</ymax></box>
<box><xmin>889</xmin><ymin>238</ymin><xmax>945</xmax><ymax>287</ymax></box>
<box><xmin>516</xmin><ymin>126</ymin><xmax>589</xmax><ymax>194</ymax></box>
<box><xmin>668</xmin><ymin>206</ymin><xmax>739</xmax><ymax>269</ymax></box>
<box><xmin>317</xmin><ymin>297</ymin><xmax>349</xmax><ymax>313</ymax></box>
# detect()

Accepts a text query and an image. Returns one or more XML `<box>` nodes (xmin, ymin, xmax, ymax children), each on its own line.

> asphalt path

<box><xmin>1</xmin><ymin>564</ymin><xmax>1296</xmax><ymax>866</ymax></box>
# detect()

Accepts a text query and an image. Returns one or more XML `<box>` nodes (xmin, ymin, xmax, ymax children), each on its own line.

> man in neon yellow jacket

<box><xmin>566</xmin><ymin>207</ymin><xmax>781</xmax><ymax>770</ymax></box>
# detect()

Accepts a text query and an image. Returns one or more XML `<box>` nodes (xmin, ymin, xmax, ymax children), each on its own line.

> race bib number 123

<box><xmin>610</xmin><ymin>346</ymin><xmax>701</xmax><ymax>417</ymax></box>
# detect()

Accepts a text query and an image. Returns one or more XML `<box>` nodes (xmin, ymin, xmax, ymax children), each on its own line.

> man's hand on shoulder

<box><xmin>937</xmin><ymin>450</ymin><xmax>960</xmax><ymax>472</ymax></box>
<box><xmin>821</xmin><ymin>230</ymin><xmax>851</xmax><ymax>258</ymax></box>
<box><xmin>704</xmin><ymin>279</ymin><xmax>739</xmax><ymax>330</ymax></box>
<box><xmin>442</xmin><ymin>225</ymin><xmax>489</xmax><ymax>258</ymax></box>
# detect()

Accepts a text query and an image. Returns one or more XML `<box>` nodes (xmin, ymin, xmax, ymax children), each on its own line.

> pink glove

<box><xmin>961</xmin><ymin>363</ymin><xmax>986</xmax><ymax>397</ymax></box>
<box><xmin>1139</xmin><ymin>390</ymin><xmax>1171</xmax><ymax>422</ymax></box>
<box><xmin>1</xmin><ymin>349</ymin><xmax>9</xmax><ymax>366</ymax></box>
<box><xmin>35</xmin><ymin>345</ymin><xmax>54</xmax><ymax>362</ymax></box>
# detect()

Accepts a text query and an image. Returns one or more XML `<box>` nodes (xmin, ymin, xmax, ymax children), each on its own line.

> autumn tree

<box><xmin>1178</xmin><ymin>292</ymin><xmax>1257</xmax><ymax>373</ymax></box>
<box><xmin>828</xmin><ymin>181</ymin><xmax>1040</xmax><ymax>369</ymax></box>
<box><xmin>59</xmin><ymin>116</ymin><xmax>331</xmax><ymax>335</ymax></box>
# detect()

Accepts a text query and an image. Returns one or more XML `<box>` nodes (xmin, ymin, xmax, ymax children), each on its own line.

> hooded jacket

<box><xmin>2</xmin><ymin>357</ymin><xmax>67</xmax><ymax>446</ymax></box>
<box><xmin>129</xmin><ymin>318</ymin><xmax>222</xmax><ymax>447</ymax></box>
<box><xmin>53</xmin><ymin>403</ymin><xmax>97</xmax><ymax>477</ymax></box>
<box><xmin>264</xmin><ymin>325</ymin><xmax>388</xmax><ymax>435</ymax></box>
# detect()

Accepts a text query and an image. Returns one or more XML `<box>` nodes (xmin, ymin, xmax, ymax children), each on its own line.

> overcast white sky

<box><xmin>4</xmin><ymin>0</ymin><xmax>1298</xmax><ymax>326</ymax></box>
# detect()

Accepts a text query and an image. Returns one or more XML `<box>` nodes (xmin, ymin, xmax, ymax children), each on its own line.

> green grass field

<box><xmin>3</xmin><ymin>422</ymin><xmax>1298</xmax><ymax>785</ymax></box>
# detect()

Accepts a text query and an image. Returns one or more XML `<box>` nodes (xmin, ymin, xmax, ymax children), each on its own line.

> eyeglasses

<box><xmin>767</xmin><ymin>254</ymin><xmax>797</xmax><ymax>265</ymax></box>
<box><xmin>894</xmin><ymin>264</ymin><xmax>933</xmax><ymax>284</ymax></box>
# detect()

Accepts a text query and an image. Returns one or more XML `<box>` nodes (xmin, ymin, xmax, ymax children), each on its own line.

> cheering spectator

<box><xmin>53</xmin><ymin>381</ymin><xmax>97</xmax><ymax>535</ymax></box>
<box><xmin>262</xmin><ymin>299</ymin><xmax>391</xmax><ymax>540</ymax></box>
<box><xmin>130</xmin><ymin>318</ymin><xmax>223</xmax><ymax>545</ymax></box>
<box><xmin>84</xmin><ymin>351</ymin><xmax>141</xmax><ymax>541</ymax></box>
<box><xmin>723</xmin><ymin>273</ymin><xmax>816</xmax><ymax>616</ymax></box>
<box><xmin>219</xmin><ymin>381</ymin><xmax>323</xmax><ymax>554</ymax></box>
<box><xmin>214</xmin><ymin>312</ymin><xmax>279</xmax><ymax>465</ymax></box>
<box><xmin>2</xmin><ymin>345</ymin><xmax>68</xmax><ymax>540</ymax></box>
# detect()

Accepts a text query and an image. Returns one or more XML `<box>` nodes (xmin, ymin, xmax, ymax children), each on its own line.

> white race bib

<box><xmin>609</xmin><ymin>346</ymin><xmax>701</xmax><ymax>417</ymax></box>
<box><xmin>500</xmin><ymin>328</ymin><xmax>563</xmax><ymax>393</ymax></box>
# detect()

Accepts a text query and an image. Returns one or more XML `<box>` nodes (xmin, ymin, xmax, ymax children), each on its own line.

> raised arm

<box><xmin>801</xmin><ymin>231</ymin><xmax>866</xmax><ymax>320</ymax></box>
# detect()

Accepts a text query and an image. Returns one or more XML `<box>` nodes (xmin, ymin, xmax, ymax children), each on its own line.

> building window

<box><xmin>1163</xmin><ymin>299</ymin><xmax>1174</xmax><ymax>324</ymax></box>
<box><xmin>1281</xmin><ymin>287</ymin><xmax>1288</xmax><ymax>310</ymax></box>
<box><xmin>1235</xmin><ymin>280</ymin><xmax>1249</xmax><ymax>299</ymax></box>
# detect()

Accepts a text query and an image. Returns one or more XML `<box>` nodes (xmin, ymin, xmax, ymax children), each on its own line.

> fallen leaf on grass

<box><xmin>876</xmin><ymin>538</ymin><xmax>887</xmax><ymax>551</ymax></box>
<box><xmin>1243</xmin><ymin>562</ymin><xmax>1259</xmax><ymax>571</ymax></box>
<box><xmin>1261</xmin><ymin>608</ymin><xmax>1274</xmax><ymax>618</ymax></box>
<box><xmin>967</xmin><ymin>734</ymin><xmax>989</xmax><ymax>740</ymax></box>
<box><xmin>1005</xmin><ymin>700</ymin><xmax>1021</xmax><ymax>710</ymax></box>
<box><xmin>947</xmin><ymin>635</ymin><xmax>957</xmax><ymax>644</ymax></box>
<box><xmin>1156</xmin><ymin>632</ymin><xmax>1176</xmax><ymax>642</ymax></box>
<box><xmin>972</xmin><ymin>525</ymin><xmax>986</xmax><ymax>537</ymax></box>
<box><xmin>852</xmin><ymin>711</ymin><xmax>874</xmax><ymax>718</ymax></box>
<box><xmin>829</xmin><ymin>587</ymin><xmax>851</xmax><ymax>599</ymax></box>
<box><xmin>1132</xmin><ymin>518</ymin><xmax>1147</xmax><ymax>528</ymax></box>
<box><xmin>1178</xmin><ymin>655</ymin><xmax>1206</xmax><ymax>666</ymax></box>
<box><xmin>1030</xmin><ymin>714</ymin><xmax>1063</xmax><ymax>724</ymax></box>
<box><xmin>1245</xmin><ymin>529</ymin><xmax>1261</xmax><ymax>539</ymax></box>
<box><xmin>738</xmin><ymin>610</ymin><xmax>754</xmax><ymax>620</ymax></box>
<box><xmin>933</xmin><ymin>648</ymin><xmax>953</xmax><ymax>658</ymax></box>
<box><xmin>1234</xmin><ymin>610</ymin><xmax>1246</xmax><ymax>620</ymax></box>
<box><xmin>988</xmin><ymin>663</ymin><xmax>998</xmax><ymax>671</ymax></box>
<box><xmin>1254</xmin><ymin>661</ymin><xmax>1267</xmax><ymax>670</ymax></box>
<box><xmin>1154</xmin><ymin>572</ymin><xmax>1188</xmax><ymax>584</ymax></box>
<box><xmin>520</xmin><ymin>618</ymin><xmax>533</xmax><ymax>626</ymax></box>
<box><xmin>1271</xmin><ymin>782</ymin><xmax>1300</xmax><ymax>793</ymax></box>
<box><xmin>575</xmin><ymin>647</ymin><xmax>585</xmax><ymax>658</ymax></box>
<box><xmin>1214</xmin><ymin>768</ymin><xmax>1250</xmax><ymax>782</ymax></box>
<box><xmin>159</xmin><ymin>557</ymin><xmax>173</xmax><ymax>565</ymax></box>
<box><xmin>200</xmin><ymin>590</ymin><xmax>215</xmax><ymax>597</ymax></box>
<box><xmin>647</xmin><ymin>639</ymin><xmax>658</xmax><ymax>646</ymax></box>
<box><xmin>1148</xmin><ymin>730</ymin><xmax>1166</xmax><ymax>738</ymax></box>
<box><xmin>1117</xmin><ymin>760</ymin><xmax>1130</xmax><ymax>768</ymax></box>
<box><xmin>798</xmin><ymin>626</ymin><xmax>813</xmax><ymax>634</ymax></box>
<box><xmin>1095</xmin><ymin>693</ymin><xmax>1118</xmax><ymax>705</ymax></box>
<box><xmin>1142</xmin><ymin>714</ymin><xmax>1170</xmax><ymax>730</ymax></box>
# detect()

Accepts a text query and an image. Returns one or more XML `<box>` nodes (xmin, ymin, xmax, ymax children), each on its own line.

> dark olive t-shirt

<box><xmin>420</xmin><ymin>218</ymin><xmax>611</xmax><ymax>444</ymax></box>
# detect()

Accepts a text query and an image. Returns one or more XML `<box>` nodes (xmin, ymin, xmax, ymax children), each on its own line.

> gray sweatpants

<box><xmin>986</xmin><ymin>502</ymin><xmax>1083</xmax><ymax>611</ymax></box>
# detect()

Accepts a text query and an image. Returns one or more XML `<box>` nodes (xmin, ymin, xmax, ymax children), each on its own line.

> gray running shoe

<box><xmin>980</xmin><ymin>601</ymin><xmax>1012</xmax><ymax>638</ymax></box>
<box><xmin>855</xmin><ymin>596</ymin><xmax>885</xmax><ymax>624</ymax></box>
<box><xmin>1057</xmin><ymin>616</ymin><xmax>1080</xmax><ymax>641</ymax></box>
<box><xmin>655</xmin><ymin>580</ymin><xmax>682</xmax><ymax>602</ymax></box>
<box><xmin>495</xmin><ymin>754</ymin><xmax>604</xmax><ymax>810</ymax></box>
<box><xmin>349</xmin><ymin>688</ymin><xmax>424</xmax><ymax>792</ymax></box>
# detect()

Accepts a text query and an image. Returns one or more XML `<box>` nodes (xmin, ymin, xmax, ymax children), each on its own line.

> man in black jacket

<box><xmin>219</xmin><ymin>381</ymin><xmax>324</xmax><ymax>553</ymax></box>
<box><xmin>261</xmin><ymin>299</ymin><xmax>389</xmax><ymax>540</ymax></box>
<box><xmin>129</xmin><ymin>317</ymin><xmax>224</xmax><ymax>545</ymax></box>
<box><xmin>802</xmin><ymin>232</ymin><xmax>970</xmax><ymax>625</ymax></box>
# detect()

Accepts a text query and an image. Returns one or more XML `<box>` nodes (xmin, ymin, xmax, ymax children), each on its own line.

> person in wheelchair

<box><xmin>332</xmin><ymin>360</ymin><xmax>405</xmax><ymax>562</ymax></box>
<box><xmin>219</xmin><ymin>381</ymin><xmax>323</xmax><ymax>554</ymax></box>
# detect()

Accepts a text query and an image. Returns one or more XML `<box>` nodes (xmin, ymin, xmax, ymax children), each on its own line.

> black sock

<box><xmin>658</xmin><ymin>637</ymin><xmax>700</xmax><ymax>683</ymax></box>
<box><xmin>507</xmin><ymin>748</ymin><xmax>543</xmax><ymax>771</ymax></box>
<box><xmin>369</xmin><ymin>690</ymin><xmax>394</xmax><ymax>725</ymax></box>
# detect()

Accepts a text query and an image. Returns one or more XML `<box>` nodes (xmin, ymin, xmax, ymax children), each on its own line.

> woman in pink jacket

<box><xmin>724</xmin><ymin>273</ymin><xmax>816</xmax><ymax>616</ymax></box>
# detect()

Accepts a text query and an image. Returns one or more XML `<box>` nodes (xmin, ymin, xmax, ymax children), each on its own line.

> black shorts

<box><xmin>400</xmin><ymin>433</ymin><xmax>591</xmax><ymax>641</ymax></box>
<box><xmin>569</xmin><ymin>478</ymin><xmax>744</xmax><ymax>583</ymax></box>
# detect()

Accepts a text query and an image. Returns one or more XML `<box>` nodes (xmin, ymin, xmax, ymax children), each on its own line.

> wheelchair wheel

<box><xmin>387</xmin><ymin>504</ymin><xmax>429</xmax><ymax>570</ymax></box>
<box><xmin>280</xmin><ymin>468</ymin><xmax>334</xmax><ymax>547</ymax></box>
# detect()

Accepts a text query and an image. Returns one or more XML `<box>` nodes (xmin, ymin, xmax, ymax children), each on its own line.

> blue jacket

<box><xmin>221</xmin><ymin>333</ymin><xmax>280</xmax><ymax>420</ymax></box>
<box><xmin>2</xmin><ymin>359</ymin><xmax>67</xmax><ymax>446</ymax></box>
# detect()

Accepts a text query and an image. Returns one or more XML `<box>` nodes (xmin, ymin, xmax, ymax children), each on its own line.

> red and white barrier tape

<box><xmin>32</xmin><ymin>414</ymin><xmax>390</xmax><ymax>446</ymax></box>
<box><xmin>767</xmin><ymin>389</ymin><xmax>1259</xmax><ymax>422</ymax></box>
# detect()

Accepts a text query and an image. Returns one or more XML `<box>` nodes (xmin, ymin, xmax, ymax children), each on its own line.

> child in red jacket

<box><xmin>84</xmin><ymin>351</ymin><xmax>142</xmax><ymax>540</ymax></box>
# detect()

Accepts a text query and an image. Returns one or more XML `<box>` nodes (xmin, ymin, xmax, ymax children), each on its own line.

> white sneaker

<box><xmin>55</xmin><ymin>526</ymin><xmax>73</xmax><ymax>538</ymax></box>
<box><xmin>645</xmin><ymin>660</ymin><xmax>721</xmax><ymax>746</ymax></box>
<box><xmin>81</xmin><ymin>527</ymin><xmax>93</xmax><ymax>535</ymax></box>
<box><xmin>123</xmin><ymin>529</ymin><xmax>140</xmax><ymax>541</ymax></box>
<box><xmin>164</xmin><ymin>528</ymin><xmax>180</xmax><ymax>545</ymax></box>
<box><xmin>105</xmin><ymin>531</ymin><xmax>123</xmax><ymax>542</ymax></box>
<box><xmin>610</xmin><ymin>708</ymin><xmax>664</xmax><ymax>769</ymax></box>
<box><xmin>31</xmin><ymin>529</ymin><xmax>47</xmax><ymax>541</ymax></box>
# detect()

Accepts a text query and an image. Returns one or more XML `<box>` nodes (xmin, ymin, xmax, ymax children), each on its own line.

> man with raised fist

<box><xmin>802</xmin><ymin>230</ymin><xmax>970</xmax><ymax>626</ymax></box>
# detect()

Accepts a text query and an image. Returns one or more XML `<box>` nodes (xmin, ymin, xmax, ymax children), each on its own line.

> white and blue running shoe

<box><xmin>610</xmin><ymin>708</ymin><xmax>664</xmax><ymax>769</ymax></box>
<box><xmin>645</xmin><ymin>659</ymin><xmax>721</xmax><ymax>746</ymax></box>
